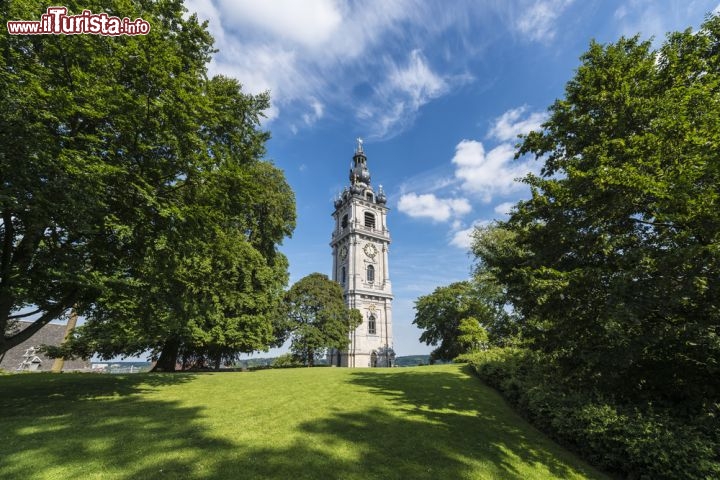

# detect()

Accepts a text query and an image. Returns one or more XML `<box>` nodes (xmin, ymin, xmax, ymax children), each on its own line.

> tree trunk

<box><xmin>152</xmin><ymin>338</ymin><xmax>179</xmax><ymax>372</ymax></box>
<box><xmin>51</xmin><ymin>307</ymin><xmax>79</xmax><ymax>373</ymax></box>
<box><xmin>181</xmin><ymin>354</ymin><xmax>189</xmax><ymax>371</ymax></box>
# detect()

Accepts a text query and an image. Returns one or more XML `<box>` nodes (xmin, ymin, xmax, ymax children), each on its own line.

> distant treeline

<box><xmin>233</xmin><ymin>355</ymin><xmax>433</xmax><ymax>369</ymax></box>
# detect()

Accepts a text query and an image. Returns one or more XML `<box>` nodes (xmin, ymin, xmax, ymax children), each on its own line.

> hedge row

<box><xmin>459</xmin><ymin>348</ymin><xmax>720</xmax><ymax>480</ymax></box>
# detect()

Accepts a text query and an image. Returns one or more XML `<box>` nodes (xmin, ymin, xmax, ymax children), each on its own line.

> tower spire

<box><xmin>349</xmin><ymin>138</ymin><xmax>370</xmax><ymax>187</ymax></box>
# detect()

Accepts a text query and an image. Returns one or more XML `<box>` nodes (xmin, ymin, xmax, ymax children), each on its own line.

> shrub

<box><xmin>271</xmin><ymin>353</ymin><xmax>303</xmax><ymax>369</ymax></box>
<box><xmin>464</xmin><ymin>348</ymin><xmax>720</xmax><ymax>480</ymax></box>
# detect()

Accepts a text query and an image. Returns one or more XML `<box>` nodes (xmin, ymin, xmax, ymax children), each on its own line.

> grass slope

<box><xmin>0</xmin><ymin>364</ymin><xmax>608</xmax><ymax>479</ymax></box>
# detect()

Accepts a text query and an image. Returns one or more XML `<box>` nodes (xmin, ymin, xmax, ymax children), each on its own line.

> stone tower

<box><xmin>329</xmin><ymin>139</ymin><xmax>394</xmax><ymax>368</ymax></box>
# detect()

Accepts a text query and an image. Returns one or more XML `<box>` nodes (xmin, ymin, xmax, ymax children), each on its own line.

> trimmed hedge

<box><xmin>460</xmin><ymin>348</ymin><xmax>720</xmax><ymax>480</ymax></box>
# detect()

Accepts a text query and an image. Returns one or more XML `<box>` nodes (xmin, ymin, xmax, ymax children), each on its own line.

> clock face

<box><xmin>339</xmin><ymin>245</ymin><xmax>348</xmax><ymax>260</ymax></box>
<box><xmin>363</xmin><ymin>243</ymin><xmax>377</xmax><ymax>259</ymax></box>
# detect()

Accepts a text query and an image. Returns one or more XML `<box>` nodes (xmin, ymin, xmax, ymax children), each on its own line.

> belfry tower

<box><xmin>329</xmin><ymin>139</ymin><xmax>394</xmax><ymax>368</ymax></box>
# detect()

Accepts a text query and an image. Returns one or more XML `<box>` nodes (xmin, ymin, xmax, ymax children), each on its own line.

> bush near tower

<box><xmin>281</xmin><ymin>273</ymin><xmax>362</xmax><ymax>366</ymax></box>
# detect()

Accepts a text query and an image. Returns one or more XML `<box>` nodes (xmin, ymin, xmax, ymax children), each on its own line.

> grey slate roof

<box><xmin>0</xmin><ymin>321</ymin><xmax>91</xmax><ymax>372</ymax></box>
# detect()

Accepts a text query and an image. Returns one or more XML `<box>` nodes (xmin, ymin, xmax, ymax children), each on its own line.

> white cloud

<box><xmin>302</xmin><ymin>98</ymin><xmax>325</xmax><ymax>126</ymax></box>
<box><xmin>388</xmin><ymin>50</ymin><xmax>448</xmax><ymax>108</ymax></box>
<box><xmin>185</xmin><ymin>1</ymin><xmax>581</xmax><ymax>136</ymax></box>
<box><xmin>392</xmin><ymin>105</ymin><xmax>540</xmax><ymax>231</ymax></box>
<box><xmin>488</xmin><ymin>105</ymin><xmax>546</xmax><ymax>142</ymax></box>
<box><xmin>450</xmin><ymin>226</ymin><xmax>476</xmax><ymax>249</ymax></box>
<box><xmin>494</xmin><ymin>201</ymin><xmax>515</xmax><ymax>215</ymax></box>
<box><xmin>215</xmin><ymin>0</ymin><xmax>342</xmax><ymax>48</ymax></box>
<box><xmin>610</xmin><ymin>0</ymin><xmax>715</xmax><ymax>45</ymax></box>
<box><xmin>449</xmin><ymin>220</ymin><xmax>489</xmax><ymax>249</ymax></box>
<box><xmin>397</xmin><ymin>193</ymin><xmax>471</xmax><ymax>222</ymax></box>
<box><xmin>515</xmin><ymin>0</ymin><xmax>574</xmax><ymax>42</ymax></box>
<box><xmin>210</xmin><ymin>45</ymin><xmax>299</xmax><ymax>96</ymax></box>
<box><xmin>614</xmin><ymin>5</ymin><xmax>628</xmax><ymax>20</ymax></box>
<box><xmin>261</xmin><ymin>104</ymin><xmax>280</xmax><ymax>125</ymax></box>
<box><xmin>447</xmin><ymin>105</ymin><xmax>546</xmax><ymax>202</ymax></box>
<box><xmin>186</xmin><ymin>0</ymin><xmax>224</xmax><ymax>40</ymax></box>
<box><xmin>363</xmin><ymin>50</ymin><xmax>472</xmax><ymax>139</ymax></box>
<box><xmin>185</xmin><ymin>1</ymin><xmax>485</xmax><ymax>136</ymax></box>
<box><xmin>452</xmin><ymin>140</ymin><xmax>532</xmax><ymax>202</ymax></box>
<box><xmin>207</xmin><ymin>44</ymin><xmax>300</xmax><ymax>123</ymax></box>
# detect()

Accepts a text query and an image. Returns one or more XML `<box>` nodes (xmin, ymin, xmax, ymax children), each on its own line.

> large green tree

<box><xmin>413</xmin><ymin>281</ymin><xmax>503</xmax><ymax>361</ymax></box>
<box><xmin>283</xmin><ymin>273</ymin><xmax>361</xmax><ymax>366</ymax></box>
<box><xmin>1</xmin><ymin>0</ymin><xmax>295</xmax><ymax>366</ymax></box>
<box><xmin>475</xmin><ymin>15</ymin><xmax>720</xmax><ymax>406</ymax></box>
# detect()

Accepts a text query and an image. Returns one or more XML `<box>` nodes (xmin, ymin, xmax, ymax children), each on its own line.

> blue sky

<box><xmin>186</xmin><ymin>0</ymin><xmax>720</xmax><ymax>356</ymax></box>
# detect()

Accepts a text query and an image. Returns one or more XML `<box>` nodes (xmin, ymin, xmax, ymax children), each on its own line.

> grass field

<box><xmin>0</xmin><ymin>364</ymin><xmax>609</xmax><ymax>479</ymax></box>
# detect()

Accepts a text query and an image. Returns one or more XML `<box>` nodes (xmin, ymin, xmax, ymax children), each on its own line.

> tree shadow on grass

<box><xmin>0</xmin><ymin>367</ymin><xmax>610</xmax><ymax>479</ymax></box>
<box><xmin>0</xmin><ymin>373</ymin><xmax>233</xmax><ymax>480</ymax></box>
<box><xmin>334</xmin><ymin>365</ymin><xmax>609</xmax><ymax>479</ymax></box>
<box><xmin>204</xmin><ymin>366</ymin><xmax>609</xmax><ymax>480</ymax></box>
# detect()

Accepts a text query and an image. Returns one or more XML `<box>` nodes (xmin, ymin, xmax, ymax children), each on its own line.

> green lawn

<box><xmin>0</xmin><ymin>364</ymin><xmax>609</xmax><ymax>479</ymax></box>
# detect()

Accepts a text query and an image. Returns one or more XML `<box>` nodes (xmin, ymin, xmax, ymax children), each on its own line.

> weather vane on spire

<box><xmin>356</xmin><ymin>137</ymin><xmax>364</xmax><ymax>153</ymax></box>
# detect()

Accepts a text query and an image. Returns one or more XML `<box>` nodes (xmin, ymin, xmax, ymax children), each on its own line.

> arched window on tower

<box><xmin>364</xmin><ymin>212</ymin><xmax>375</xmax><ymax>229</ymax></box>
<box><xmin>341</xmin><ymin>214</ymin><xmax>348</xmax><ymax>229</ymax></box>
<box><xmin>366</xmin><ymin>192</ymin><xmax>374</xmax><ymax>202</ymax></box>
<box><xmin>368</xmin><ymin>314</ymin><xmax>377</xmax><ymax>335</ymax></box>
<box><xmin>366</xmin><ymin>264</ymin><xmax>375</xmax><ymax>283</ymax></box>
<box><xmin>341</xmin><ymin>266</ymin><xmax>346</xmax><ymax>286</ymax></box>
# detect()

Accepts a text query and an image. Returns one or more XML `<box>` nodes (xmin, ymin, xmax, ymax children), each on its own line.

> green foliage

<box><xmin>1</xmin><ymin>0</ymin><xmax>215</xmax><ymax>352</ymax></box>
<box><xmin>270</xmin><ymin>353</ymin><xmax>303</xmax><ymax>369</ymax></box>
<box><xmin>413</xmin><ymin>280</ymin><xmax>509</xmax><ymax>361</ymax></box>
<box><xmin>1</xmin><ymin>0</ymin><xmax>295</xmax><ymax>364</ymax></box>
<box><xmin>467</xmin><ymin>15</ymin><xmax>720</xmax><ymax>479</ymax></box>
<box><xmin>465</xmin><ymin>348</ymin><xmax>720</xmax><ymax>480</ymax></box>
<box><xmin>283</xmin><ymin>273</ymin><xmax>361</xmax><ymax>366</ymax></box>
<box><xmin>473</xmin><ymin>14</ymin><xmax>720</xmax><ymax>406</ymax></box>
<box><xmin>457</xmin><ymin>317</ymin><xmax>489</xmax><ymax>353</ymax></box>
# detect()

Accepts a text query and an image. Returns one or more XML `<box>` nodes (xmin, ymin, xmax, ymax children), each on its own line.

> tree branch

<box><xmin>630</xmin><ymin>217</ymin><xmax>678</xmax><ymax>229</ymax></box>
<box><xmin>10</xmin><ymin>225</ymin><xmax>44</xmax><ymax>274</ymax></box>
<box><xmin>8</xmin><ymin>308</ymin><xmax>43</xmax><ymax>320</ymax></box>
<box><xmin>1</xmin><ymin>290</ymin><xmax>78</xmax><ymax>354</ymax></box>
